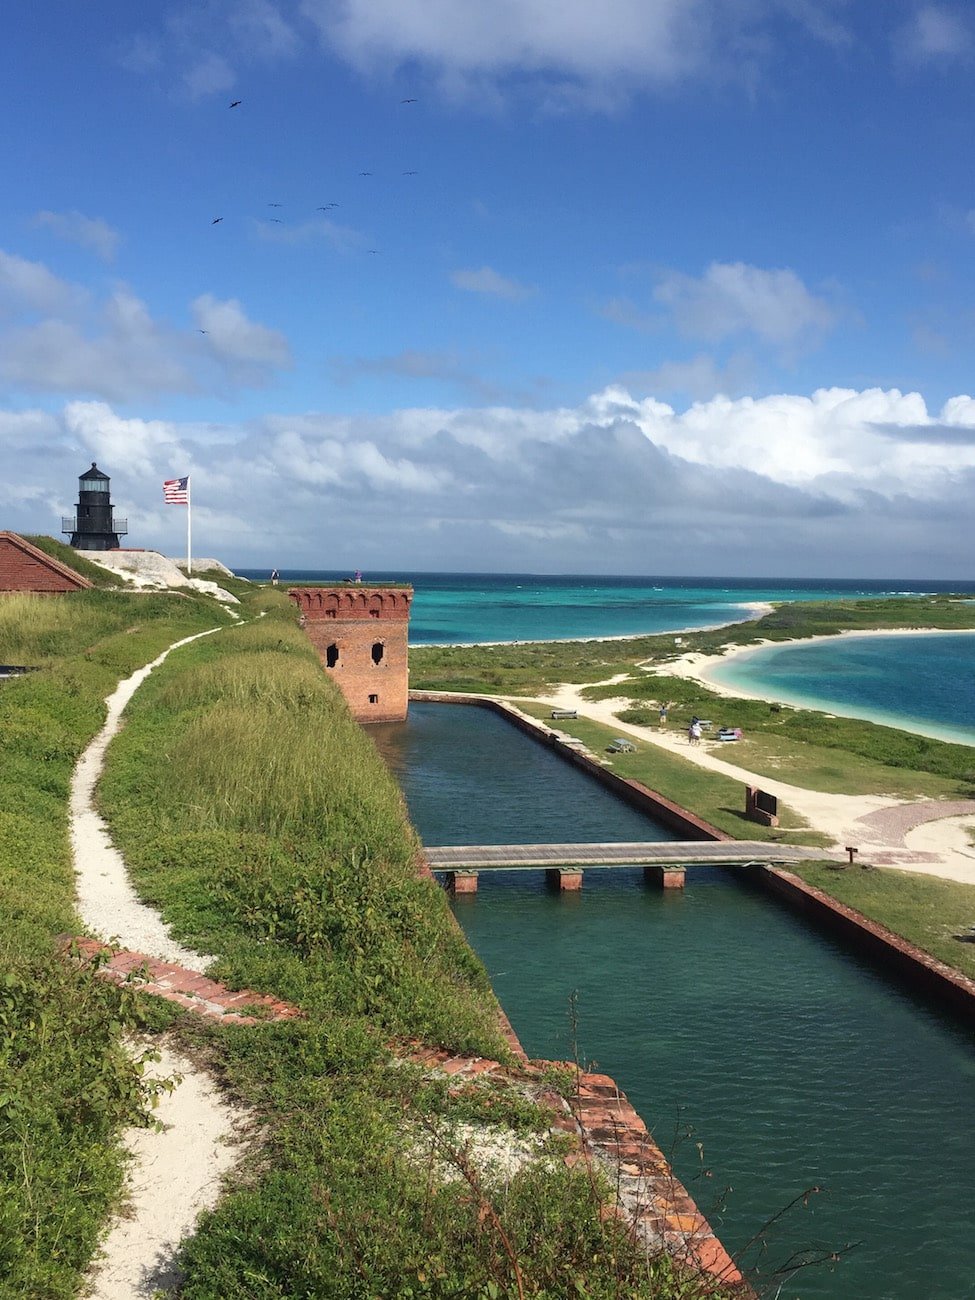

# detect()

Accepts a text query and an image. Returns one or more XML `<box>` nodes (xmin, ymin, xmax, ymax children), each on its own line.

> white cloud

<box><xmin>0</xmin><ymin>251</ymin><xmax>291</xmax><ymax>400</ymax></box>
<box><xmin>182</xmin><ymin>52</ymin><xmax>236</xmax><ymax>100</ymax></box>
<box><xmin>32</xmin><ymin>211</ymin><xmax>121</xmax><ymax>263</ymax></box>
<box><xmin>254</xmin><ymin>216</ymin><xmax>367</xmax><ymax>253</ymax></box>
<box><xmin>622</xmin><ymin>352</ymin><xmax>754</xmax><ymax>400</ymax></box>
<box><xmin>301</xmin><ymin>0</ymin><xmax>851</xmax><ymax>104</ymax></box>
<box><xmin>192</xmin><ymin>294</ymin><xmax>292</xmax><ymax>376</ymax></box>
<box><xmin>450</xmin><ymin>265</ymin><xmax>536</xmax><ymax>300</ymax></box>
<box><xmin>652</xmin><ymin>261</ymin><xmax>837</xmax><ymax>351</ymax></box>
<box><xmin>0</xmin><ymin>250</ymin><xmax>85</xmax><ymax>316</ymax></box>
<box><xmin>894</xmin><ymin>4</ymin><xmax>971</xmax><ymax>61</ymax></box>
<box><xmin>4</xmin><ymin>384</ymin><xmax>975</xmax><ymax>576</ymax></box>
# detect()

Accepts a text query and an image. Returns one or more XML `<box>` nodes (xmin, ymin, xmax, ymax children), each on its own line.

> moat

<box><xmin>373</xmin><ymin>701</ymin><xmax>975</xmax><ymax>1300</ymax></box>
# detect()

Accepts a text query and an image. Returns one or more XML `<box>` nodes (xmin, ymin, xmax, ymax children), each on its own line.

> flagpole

<box><xmin>187</xmin><ymin>476</ymin><xmax>192</xmax><ymax>576</ymax></box>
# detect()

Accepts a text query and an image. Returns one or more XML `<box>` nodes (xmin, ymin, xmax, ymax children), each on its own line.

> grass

<box><xmin>515</xmin><ymin>703</ymin><xmax>832</xmax><ymax>846</ymax></box>
<box><xmin>788</xmin><ymin>863</ymin><xmax>975</xmax><ymax>982</ymax></box>
<box><xmin>93</xmin><ymin>600</ymin><xmax>736</xmax><ymax>1299</ymax></box>
<box><xmin>0</xmin><ymin>585</ymin><xmax>232</xmax><ymax>1299</ymax></box>
<box><xmin>21</xmin><ymin>535</ymin><xmax>127</xmax><ymax>588</ymax></box>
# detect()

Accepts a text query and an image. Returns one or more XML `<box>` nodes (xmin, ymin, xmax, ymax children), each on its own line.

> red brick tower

<box><xmin>289</xmin><ymin>585</ymin><xmax>413</xmax><ymax>723</ymax></box>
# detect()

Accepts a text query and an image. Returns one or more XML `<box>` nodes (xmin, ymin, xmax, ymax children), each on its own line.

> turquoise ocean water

<box><xmin>241</xmin><ymin>569</ymin><xmax>975</xmax><ymax>742</ymax></box>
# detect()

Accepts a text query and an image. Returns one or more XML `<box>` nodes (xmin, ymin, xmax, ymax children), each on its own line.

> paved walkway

<box><xmin>425</xmin><ymin>841</ymin><xmax>834</xmax><ymax>869</ymax></box>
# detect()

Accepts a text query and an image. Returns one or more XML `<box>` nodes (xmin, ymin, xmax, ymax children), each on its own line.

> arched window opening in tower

<box><xmin>326</xmin><ymin>644</ymin><xmax>339</xmax><ymax>668</ymax></box>
<box><xmin>372</xmin><ymin>642</ymin><xmax>385</xmax><ymax>665</ymax></box>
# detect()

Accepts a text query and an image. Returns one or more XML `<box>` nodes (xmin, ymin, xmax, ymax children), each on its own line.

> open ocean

<box><xmin>239</xmin><ymin>570</ymin><xmax>975</xmax><ymax>742</ymax></box>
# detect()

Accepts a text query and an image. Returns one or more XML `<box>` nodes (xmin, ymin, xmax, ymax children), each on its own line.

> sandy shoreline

<box><xmin>417</xmin><ymin>601</ymin><xmax>775</xmax><ymax>649</ymax></box>
<box><xmin>658</xmin><ymin>625</ymin><xmax>975</xmax><ymax>746</ymax></box>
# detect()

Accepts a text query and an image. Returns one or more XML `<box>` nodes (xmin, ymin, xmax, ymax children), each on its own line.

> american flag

<box><xmin>163</xmin><ymin>476</ymin><xmax>189</xmax><ymax>504</ymax></box>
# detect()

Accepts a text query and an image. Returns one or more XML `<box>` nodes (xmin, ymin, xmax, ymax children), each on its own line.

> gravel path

<box><xmin>73</xmin><ymin>624</ymin><xmax>248</xmax><ymax>1297</ymax></box>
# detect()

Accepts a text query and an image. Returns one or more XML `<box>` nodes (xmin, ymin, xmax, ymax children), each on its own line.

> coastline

<box><xmin>415</xmin><ymin>600</ymin><xmax>775</xmax><ymax>649</ymax></box>
<box><xmin>659</xmin><ymin>626</ymin><xmax>975</xmax><ymax>747</ymax></box>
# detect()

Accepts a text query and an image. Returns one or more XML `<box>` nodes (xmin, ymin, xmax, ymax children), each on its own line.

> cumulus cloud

<box><xmin>4</xmin><ymin>383</ymin><xmax>975</xmax><ymax>577</ymax></box>
<box><xmin>300</xmin><ymin>0</ymin><xmax>851</xmax><ymax>104</ymax></box>
<box><xmin>652</xmin><ymin>261</ymin><xmax>836</xmax><ymax>350</ymax></box>
<box><xmin>894</xmin><ymin>4</ymin><xmax>971</xmax><ymax>61</ymax></box>
<box><xmin>0</xmin><ymin>250</ymin><xmax>85</xmax><ymax>316</ymax></box>
<box><xmin>192</xmin><ymin>294</ymin><xmax>292</xmax><ymax>378</ymax></box>
<box><xmin>32</xmin><ymin>211</ymin><xmax>121</xmax><ymax>263</ymax></box>
<box><xmin>0</xmin><ymin>251</ymin><xmax>291</xmax><ymax>400</ymax></box>
<box><xmin>451</xmin><ymin>265</ymin><xmax>536</xmax><ymax>300</ymax></box>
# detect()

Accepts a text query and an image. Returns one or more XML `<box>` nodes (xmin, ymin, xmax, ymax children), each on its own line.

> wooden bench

<box><xmin>551</xmin><ymin>709</ymin><xmax>578</xmax><ymax>719</ymax></box>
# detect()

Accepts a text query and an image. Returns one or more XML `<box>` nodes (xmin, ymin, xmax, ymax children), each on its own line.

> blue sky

<box><xmin>3</xmin><ymin>0</ymin><xmax>975</xmax><ymax>577</ymax></box>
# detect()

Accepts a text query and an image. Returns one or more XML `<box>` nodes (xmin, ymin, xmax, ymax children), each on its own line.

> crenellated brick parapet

<box><xmin>290</xmin><ymin>584</ymin><xmax>413</xmax><ymax>723</ymax></box>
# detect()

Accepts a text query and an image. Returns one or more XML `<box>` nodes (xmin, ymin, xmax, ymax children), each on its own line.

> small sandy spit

<box><xmin>73</xmin><ymin>626</ymin><xmax>248</xmax><ymax>1298</ymax></box>
<box><xmin>537</xmin><ymin>626</ymin><xmax>975</xmax><ymax>884</ymax></box>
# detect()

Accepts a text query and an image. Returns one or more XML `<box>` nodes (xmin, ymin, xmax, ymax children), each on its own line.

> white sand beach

<box><xmin>532</xmin><ymin>655</ymin><xmax>975</xmax><ymax>886</ymax></box>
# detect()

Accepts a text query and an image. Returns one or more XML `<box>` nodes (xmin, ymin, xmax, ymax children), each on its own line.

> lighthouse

<box><xmin>62</xmin><ymin>463</ymin><xmax>127</xmax><ymax>551</ymax></box>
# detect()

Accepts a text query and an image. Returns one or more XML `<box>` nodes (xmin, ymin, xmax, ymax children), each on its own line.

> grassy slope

<box><xmin>0</xmin><ymin>587</ymin><xmax>232</xmax><ymax>1299</ymax></box>
<box><xmin>789</xmin><ymin>863</ymin><xmax>975</xmax><ymax>983</ymax></box>
<box><xmin>95</xmin><ymin>597</ymin><xmax>722</xmax><ymax>1299</ymax></box>
<box><xmin>21</xmin><ymin>535</ymin><xmax>127</xmax><ymax>588</ymax></box>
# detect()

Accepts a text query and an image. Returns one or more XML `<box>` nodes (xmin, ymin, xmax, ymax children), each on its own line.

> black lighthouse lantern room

<box><xmin>62</xmin><ymin>463</ymin><xmax>128</xmax><ymax>551</ymax></box>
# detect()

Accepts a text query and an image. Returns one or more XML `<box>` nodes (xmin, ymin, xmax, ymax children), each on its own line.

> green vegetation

<box><xmin>516</xmin><ymin>704</ymin><xmax>831</xmax><ymax>846</ymax></box>
<box><xmin>1</xmin><ymin>582</ymin><xmax>730</xmax><ymax>1300</ymax></box>
<box><xmin>96</xmin><ymin>602</ymin><xmax>726</xmax><ymax>1298</ymax></box>
<box><xmin>0</xmin><ymin>586</ymin><xmax>231</xmax><ymax>1299</ymax></box>
<box><xmin>789</xmin><ymin>863</ymin><xmax>975</xmax><ymax>983</ymax></box>
<box><xmin>22</xmin><ymin>534</ymin><xmax>127</xmax><ymax>588</ymax></box>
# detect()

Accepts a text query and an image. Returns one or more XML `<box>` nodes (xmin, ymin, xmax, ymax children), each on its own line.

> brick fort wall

<box><xmin>0</xmin><ymin>533</ymin><xmax>93</xmax><ymax>594</ymax></box>
<box><xmin>289</xmin><ymin>585</ymin><xmax>412</xmax><ymax>723</ymax></box>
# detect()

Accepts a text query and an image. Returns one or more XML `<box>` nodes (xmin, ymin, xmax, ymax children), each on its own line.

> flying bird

<box><xmin>269</xmin><ymin>218</ymin><xmax>283</xmax><ymax>223</ymax></box>
<box><xmin>402</xmin><ymin>170</ymin><xmax>418</xmax><ymax>175</ymax></box>
<box><xmin>316</xmin><ymin>203</ymin><xmax>340</xmax><ymax>209</ymax></box>
<box><xmin>211</xmin><ymin>217</ymin><xmax>223</xmax><ymax>224</ymax></box>
<box><xmin>229</xmin><ymin>100</ymin><xmax>241</xmax><ymax>108</ymax></box>
<box><xmin>198</xmin><ymin>329</ymin><xmax>208</xmax><ymax>334</ymax></box>
<box><xmin>400</xmin><ymin>98</ymin><xmax>418</xmax><ymax>103</ymax></box>
<box><xmin>359</xmin><ymin>171</ymin><xmax>373</xmax><ymax>176</ymax></box>
<box><xmin>268</xmin><ymin>202</ymin><xmax>283</xmax><ymax>207</ymax></box>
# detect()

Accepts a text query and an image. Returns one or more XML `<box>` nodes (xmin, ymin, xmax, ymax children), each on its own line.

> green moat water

<box><xmin>373</xmin><ymin>703</ymin><xmax>975</xmax><ymax>1298</ymax></box>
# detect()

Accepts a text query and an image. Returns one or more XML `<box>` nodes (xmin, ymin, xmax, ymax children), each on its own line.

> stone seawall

<box><xmin>410</xmin><ymin>690</ymin><xmax>730</xmax><ymax>842</ymax></box>
<box><xmin>758</xmin><ymin>868</ymin><xmax>975</xmax><ymax>1026</ymax></box>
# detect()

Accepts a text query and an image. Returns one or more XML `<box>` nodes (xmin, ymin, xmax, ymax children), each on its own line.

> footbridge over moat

<box><xmin>423</xmin><ymin>841</ymin><xmax>835</xmax><ymax>891</ymax></box>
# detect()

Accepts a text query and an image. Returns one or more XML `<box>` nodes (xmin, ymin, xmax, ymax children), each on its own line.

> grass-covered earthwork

<box><xmin>0</xmin><ymin>585</ymin><xmax>232</xmax><ymax>1298</ymax></box>
<box><xmin>0</xmin><ymin>582</ymin><xmax>729</xmax><ymax>1300</ymax></box>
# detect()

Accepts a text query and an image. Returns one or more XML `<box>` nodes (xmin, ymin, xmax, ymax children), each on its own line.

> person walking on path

<box><xmin>659</xmin><ymin>701</ymin><xmax>670</xmax><ymax>724</ymax></box>
<box><xmin>689</xmin><ymin>719</ymin><xmax>702</xmax><ymax>745</ymax></box>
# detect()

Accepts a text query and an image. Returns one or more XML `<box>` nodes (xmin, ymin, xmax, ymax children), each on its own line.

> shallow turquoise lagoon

<box><xmin>375</xmin><ymin>703</ymin><xmax>975</xmax><ymax>1300</ymax></box>
<box><xmin>709</xmin><ymin>632</ymin><xmax>975</xmax><ymax>746</ymax></box>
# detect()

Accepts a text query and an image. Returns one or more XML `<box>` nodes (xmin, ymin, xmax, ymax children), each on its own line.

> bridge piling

<box><xmin>644</xmin><ymin>864</ymin><xmax>686</xmax><ymax>890</ymax></box>
<box><xmin>546</xmin><ymin>866</ymin><xmax>583</xmax><ymax>891</ymax></box>
<box><xmin>447</xmin><ymin>870</ymin><xmax>478</xmax><ymax>894</ymax></box>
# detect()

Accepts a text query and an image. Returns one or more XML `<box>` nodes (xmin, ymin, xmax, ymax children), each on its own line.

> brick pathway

<box><xmin>64</xmin><ymin>937</ymin><xmax>302</xmax><ymax>1026</ymax></box>
<box><xmin>853</xmin><ymin>799</ymin><xmax>975</xmax><ymax>847</ymax></box>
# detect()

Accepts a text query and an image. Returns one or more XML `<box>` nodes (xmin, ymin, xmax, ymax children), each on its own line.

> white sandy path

<box><xmin>73</xmin><ymin>625</ymin><xmax>246</xmax><ymax>1299</ymax></box>
<box><xmin>533</xmin><ymin>677</ymin><xmax>975</xmax><ymax>884</ymax></box>
<box><xmin>86</xmin><ymin>1046</ymin><xmax>243</xmax><ymax>1300</ymax></box>
<box><xmin>71</xmin><ymin>627</ymin><xmax>225</xmax><ymax>970</ymax></box>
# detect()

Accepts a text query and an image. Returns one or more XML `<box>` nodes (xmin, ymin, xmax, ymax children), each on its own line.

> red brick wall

<box><xmin>289</xmin><ymin>586</ymin><xmax>412</xmax><ymax>723</ymax></box>
<box><xmin>0</xmin><ymin>535</ymin><xmax>91</xmax><ymax>593</ymax></box>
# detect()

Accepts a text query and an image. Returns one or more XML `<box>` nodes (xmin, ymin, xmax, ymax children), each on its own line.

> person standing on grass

<box><xmin>659</xmin><ymin>702</ymin><xmax>669</xmax><ymax>724</ymax></box>
<box><xmin>270</xmin><ymin>568</ymin><xmax>279</xmax><ymax>586</ymax></box>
